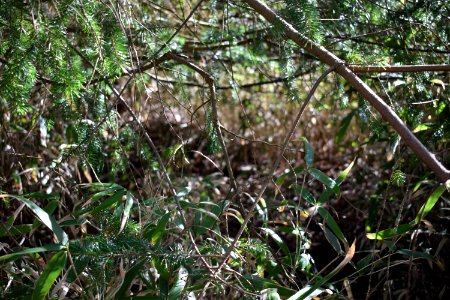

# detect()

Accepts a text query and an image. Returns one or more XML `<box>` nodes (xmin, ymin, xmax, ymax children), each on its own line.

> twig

<box><xmin>243</xmin><ymin>0</ymin><xmax>450</xmax><ymax>182</ymax></box>
<box><xmin>70</xmin><ymin>44</ymin><xmax>213</xmax><ymax>273</ymax></box>
<box><xmin>212</xmin><ymin>64</ymin><xmax>339</xmax><ymax>277</ymax></box>
<box><xmin>349</xmin><ymin>64</ymin><xmax>450</xmax><ymax>73</ymax></box>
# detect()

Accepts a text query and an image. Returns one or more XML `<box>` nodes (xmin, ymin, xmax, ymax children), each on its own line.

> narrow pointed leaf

<box><xmin>115</xmin><ymin>257</ymin><xmax>149</xmax><ymax>300</ymax></box>
<box><xmin>318</xmin><ymin>207</ymin><xmax>347</xmax><ymax>246</ymax></box>
<box><xmin>0</xmin><ymin>244</ymin><xmax>65</xmax><ymax>262</ymax></box>
<box><xmin>288</xmin><ymin>241</ymin><xmax>356</xmax><ymax>300</ymax></box>
<box><xmin>366</xmin><ymin>223</ymin><xmax>413</xmax><ymax>240</ymax></box>
<box><xmin>1</xmin><ymin>194</ymin><xmax>68</xmax><ymax>245</ymax></box>
<box><xmin>414</xmin><ymin>185</ymin><xmax>446</xmax><ymax>224</ymax></box>
<box><xmin>119</xmin><ymin>192</ymin><xmax>134</xmax><ymax>234</ymax></box>
<box><xmin>301</xmin><ymin>137</ymin><xmax>314</xmax><ymax>167</ymax></box>
<box><xmin>168</xmin><ymin>266</ymin><xmax>189</xmax><ymax>300</ymax></box>
<box><xmin>292</xmin><ymin>185</ymin><xmax>316</xmax><ymax>205</ymax></box>
<box><xmin>32</xmin><ymin>250</ymin><xmax>67</xmax><ymax>300</ymax></box>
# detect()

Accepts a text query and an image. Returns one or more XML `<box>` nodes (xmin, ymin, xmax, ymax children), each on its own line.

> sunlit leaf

<box><xmin>414</xmin><ymin>185</ymin><xmax>446</xmax><ymax>224</ymax></box>
<box><xmin>32</xmin><ymin>251</ymin><xmax>67</xmax><ymax>300</ymax></box>
<box><xmin>0</xmin><ymin>244</ymin><xmax>65</xmax><ymax>262</ymax></box>
<box><xmin>168</xmin><ymin>266</ymin><xmax>189</xmax><ymax>300</ymax></box>
<box><xmin>288</xmin><ymin>241</ymin><xmax>356</xmax><ymax>300</ymax></box>
<box><xmin>261</xmin><ymin>227</ymin><xmax>291</xmax><ymax>259</ymax></box>
<box><xmin>119</xmin><ymin>192</ymin><xmax>134</xmax><ymax>234</ymax></box>
<box><xmin>1</xmin><ymin>194</ymin><xmax>68</xmax><ymax>245</ymax></box>
<box><xmin>366</xmin><ymin>223</ymin><xmax>413</xmax><ymax>240</ymax></box>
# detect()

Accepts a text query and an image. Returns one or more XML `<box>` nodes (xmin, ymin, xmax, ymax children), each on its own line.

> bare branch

<box><xmin>349</xmin><ymin>64</ymin><xmax>450</xmax><ymax>73</ymax></box>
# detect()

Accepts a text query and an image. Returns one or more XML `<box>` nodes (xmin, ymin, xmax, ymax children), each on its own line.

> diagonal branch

<box><xmin>242</xmin><ymin>0</ymin><xmax>450</xmax><ymax>183</ymax></box>
<box><xmin>213</xmin><ymin>64</ymin><xmax>339</xmax><ymax>277</ymax></box>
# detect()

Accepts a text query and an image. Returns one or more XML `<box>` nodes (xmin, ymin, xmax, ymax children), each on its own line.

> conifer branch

<box><xmin>242</xmin><ymin>0</ymin><xmax>450</xmax><ymax>183</ymax></box>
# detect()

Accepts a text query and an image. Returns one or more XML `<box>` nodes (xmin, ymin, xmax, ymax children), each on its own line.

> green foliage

<box><xmin>1</xmin><ymin>0</ymin><xmax>449</xmax><ymax>299</ymax></box>
<box><xmin>281</xmin><ymin>0</ymin><xmax>324</xmax><ymax>44</ymax></box>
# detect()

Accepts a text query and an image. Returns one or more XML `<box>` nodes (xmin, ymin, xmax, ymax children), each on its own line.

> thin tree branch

<box><xmin>213</xmin><ymin>64</ymin><xmax>339</xmax><ymax>277</ymax></box>
<box><xmin>165</xmin><ymin>53</ymin><xmax>240</xmax><ymax>196</ymax></box>
<box><xmin>69</xmin><ymin>44</ymin><xmax>213</xmax><ymax>273</ymax></box>
<box><xmin>349</xmin><ymin>64</ymin><xmax>450</xmax><ymax>73</ymax></box>
<box><xmin>242</xmin><ymin>0</ymin><xmax>450</xmax><ymax>183</ymax></box>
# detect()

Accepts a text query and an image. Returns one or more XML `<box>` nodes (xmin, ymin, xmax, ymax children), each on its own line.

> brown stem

<box><xmin>214</xmin><ymin>65</ymin><xmax>338</xmax><ymax>277</ymax></box>
<box><xmin>349</xmin><ymin>64</ymin><xmax>450</xmax><ymax>73</ymax></box>
<box><xmin>242</xmin><ymin>0</ymin><xmax>450</xmax><ymax>183</ymax></box>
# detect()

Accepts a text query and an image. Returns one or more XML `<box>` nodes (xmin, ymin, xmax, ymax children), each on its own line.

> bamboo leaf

<box><xmin>1</xmin><ymin>194</ymin><xmax>68</xmax><ymax>245</ymax></box>
<box><xmin>308</xmin><ymin>168</ymin><xmax>336</xmax><ymax>189</ymax></box>
<box><xmin>115</xmin><ymin>257</ymin><xmax>149</xmax><ymax>300</ymax></box>
<box><xmin>261</xmin><ymin>227</ymin><xmax>291</xmax><ymax>259</ymax></box>
<box><xmin>119</xmin><ymin>192</ymin><xmax>134</xmax><ymax>234</ymax></box>
<box><xmin>301</xmin><ymin>137</ymin><xmax>314</xmax><ymax>167</ymax></box>
<box><xmin>414</xmin><ymin>185</ymin><xmax>446</xmax><ymax>224</ymax></box>
<box><xmin>336</xmin><ymin>111</ymin><xmax>355</xmax><ymax>144</ymax></box>
<box><xmin>32</xmin><ymin>251</ymin><xmax>67</xmax><ymax>300</ymax></box>
<box><xmin>317</xmin><ymin>207</ymin><xmax>348</xmax><ymax>248</ymax></box>
<box><xmin>0</xmin><ymin>244</ymin><xmax>65</xmax><ymax>262</ymax></box>
<box><xmin>288</xmin><ymin>241</ymin><xmax>356</xmax><ymax>300</ymax></box>
<box><xmin>366</xmin><ymin>223</ymin><xmax>413</xmax><ymax>240</ymax></box>
<box><xmin>292</xmin><ymin>185</ymin><xmax>316</xmax><ymax>205</ymax></box>
<box><xmin>168</xmin><ymin>266</ymin><xmax>188</xmax><ymax>300</ymax></box>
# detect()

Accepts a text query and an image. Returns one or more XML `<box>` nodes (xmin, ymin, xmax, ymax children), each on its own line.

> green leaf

<box><xmin>308</xmin><ymin>168</ymin><xmax>336</xmax><ymax>189</ymax></box>
<box><xmin>275</xmin><ymin>166</ymin><xmax>305</xmax><ymax>186</ymax></box>
<box><xmin>261</xmin><ymin>228</ymin><xmax>291</xmax><ymax>259</ymax></box>
<box><xmin>288</xmin><ymin>241</ymin><xmax>356</xmax><ymax>300</ymax></box>
<box><xmin>301</xmin><ymin>137</ymin><xmax>314</xmax><ymax>167</ymax></box>
<box><xmin>396</xmin><ymin>249</ymin><xmax>436</xmax><ymax>261</ymax></box>
<box><xmin>0</xmin><ymin>244</ymin><xmax>65</xmax><ymax>262</ymax></box>
<box><xmin>241</xmin><ymin>275</ymin><xmax>296</xmax><ymax>297</ymax></box>
<box><xmin>90</xmin><ymin>190</ymin><xmax>125</xmax><ymax>215</ymax></box>
<box><xmin>115</xmin><ymin>257</ymin><xmax>149</xmax><ymax>300</ymax></box>
<box><xmin>119</xmin><ymin>192</ymin><xmax>134</xmax><ymax>234</ymax></box>
<box><xmin>366</xmin><ymin>223</ymin><xmax>413</xmax><ymax>240</ymax></box>
<box><xmin>335</xmin><ymin>159</ymin><xmax>355</xmax><ymax>186</ymax></box>
<box><xmin>168</xmin><ymin>266</ymin><xmax>188</xmax><ymax>300</ymax></box>
<box><xmin>320</xmin><ymin>224</ymin><xmax>343</xmax><ymax>255</ymax></box>
<box><xmin>263</xmin><ymin>288</ymin><xmax>282</xmax><ymax>300</ymax></box>
<box><xmin>32</xmin><ymin>251</ymin><xmax>67</xmax><ymax>300</ymax></box>
<box><xmin>149</xmin><ymin>212</ymin><xmax>170</xmax><ymax>244</ymax></box>
<box><xmin>414</xmin><ymin>185</ymin><xmax>446</xmax><ymax>224</ymax></box>
<box><xmin>317</xmin><ymin>207</ymin><xmax>347</xmax><ymax>247</ymax></box>
<box><xmin>88</xmin><ymin>183</ymin><xmax>125</xmax><ymax>202</ymax></box>
<box><xmin>190</xmin><ymin>206</ymin><xmax>219</xmax><ymax>221</ymax></box>
<box><xmin>292</xmin><ymin>185</ymin><xmax>316</xmax><ymax>205</ymax></box>
<box><xmin>1</xmin><ymin>194</ymin><xmax>68</xmax><ymax>245</ymax></box>
<box><xmin>336</xmin><ymin>111</ymin><xmax>355</xmax><ymax>143</ymax></box>
<box><xmin>317</xmin><ymin>159</ymin><xmax>355</xmax><ymax>205</ymax></box>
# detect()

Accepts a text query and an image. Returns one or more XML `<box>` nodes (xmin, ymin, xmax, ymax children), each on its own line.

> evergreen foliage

<box><xmin>0</xmin><ymin>0</ymin><xmax>449</xmax><ymax>299</ymax></box>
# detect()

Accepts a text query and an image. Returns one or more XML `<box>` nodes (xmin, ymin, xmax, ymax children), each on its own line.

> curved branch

<box><xmin>242</xmin><ymin>0</ymin><xmax>450</xmax><ymax>182</ymax></box>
